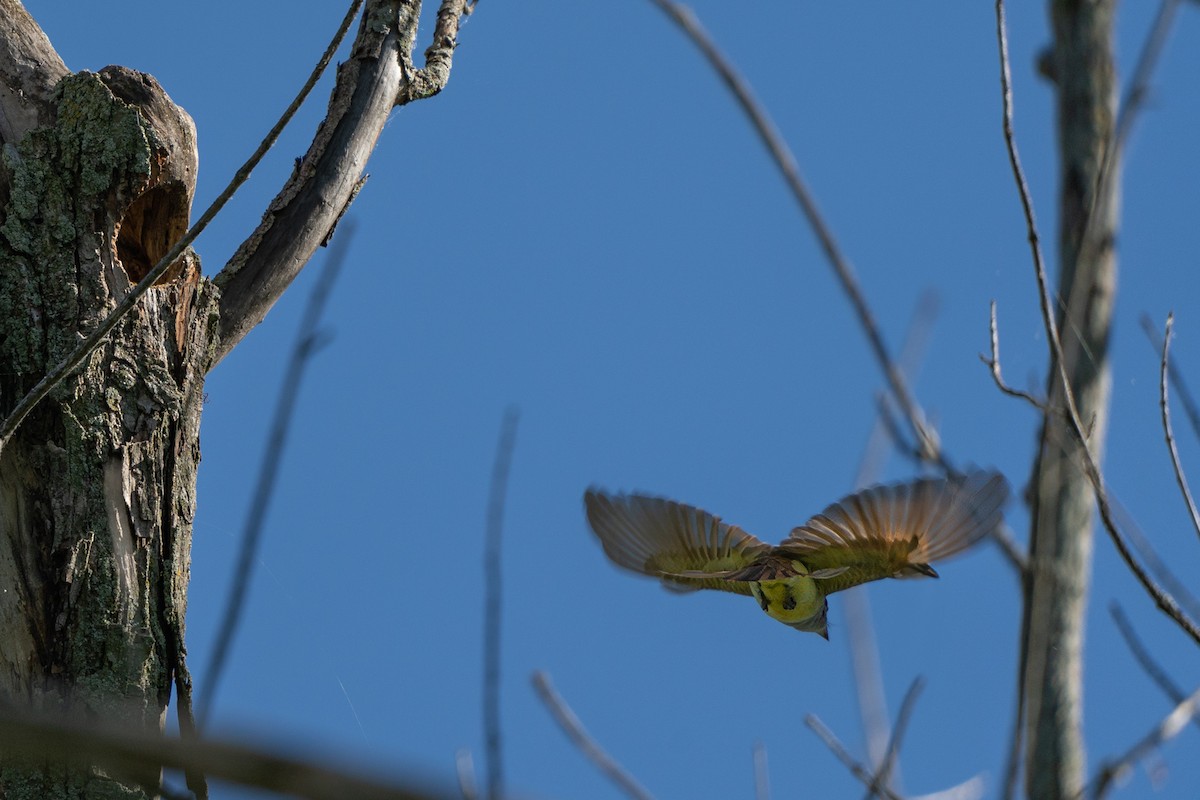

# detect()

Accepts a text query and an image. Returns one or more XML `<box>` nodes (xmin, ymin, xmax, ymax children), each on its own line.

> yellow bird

<box><xmin>584</xmin><ymin>469</ymin><xmax>1009</xmax><ymax>639</ymax></box>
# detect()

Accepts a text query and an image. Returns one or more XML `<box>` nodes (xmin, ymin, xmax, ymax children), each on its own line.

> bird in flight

<box><xmin>584</xmin><ymin>469</ymin><xmax>1009</xmax><ymax>639</ymax></box>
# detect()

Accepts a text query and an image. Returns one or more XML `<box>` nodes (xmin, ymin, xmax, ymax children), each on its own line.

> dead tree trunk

<box><xmin>0</xmin><ymin>55</ymin><xmax>215</xmax><ymax>796</ymax></box>
<box><xmin>0</xmin><ymin>1</ymin><xmax>469</xmax><ymax>796</ymax></box>
<box><xmin>1022</xmin><ymin>1</ymin><xmax>1118</xmax><ymax>798</ymax></box>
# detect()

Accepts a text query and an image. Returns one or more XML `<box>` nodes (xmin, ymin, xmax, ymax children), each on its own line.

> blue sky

<box><xmin>23</xmin><ymin>2</ymin><xmax>1200</xmax><ymax>798</ymax></box>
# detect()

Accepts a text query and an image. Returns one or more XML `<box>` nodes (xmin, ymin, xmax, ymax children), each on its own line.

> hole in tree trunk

<box><xmin>115</xmin><ymin>182</ymin><xmax>189</xmax><ymax>284</ymax></box>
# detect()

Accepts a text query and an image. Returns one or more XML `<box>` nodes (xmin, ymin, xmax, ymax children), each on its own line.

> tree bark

<box><xmin>1022</xmin><ymin>1</ymin><xmax>1118</xmax><ymax>798</ymax></box>
<box><xmin>0</xmin><ymin>59</ymin><xmax>216</xmax><ymax>798</ymax></box>
<box><xmin>0</xmin><ymin>2</ymin><xmax>469</xmax><ymax>796</ymax></box>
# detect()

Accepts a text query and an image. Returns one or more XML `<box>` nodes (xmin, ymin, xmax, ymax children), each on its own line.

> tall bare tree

<box><xmin>1020</xmin><ymin>2</ymin><xmax>1118</xmax><ymax>798</ymax></box>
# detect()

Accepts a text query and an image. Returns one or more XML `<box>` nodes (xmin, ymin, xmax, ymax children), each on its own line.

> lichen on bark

<box><xmin>0</xmin><ymin>67</ymin><xmax>217</xmax><ymax>799</ymax></box>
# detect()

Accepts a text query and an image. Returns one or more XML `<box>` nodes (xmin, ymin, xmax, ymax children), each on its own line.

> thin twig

<box><xmin>483</xmin><ymin>407</ymin><xmax>519</xmax><ymax>800</ymax></box>
<box><xmin>1089</xmin><ymin>684</ymin><xmax>1200</xmax><ymax>799</ymax></box>
<box><xmin>1141</xmin><ymin>313</ymin><xmax>1200</xmax><ymax>442</ymax></box>
<box><xmin>1109</xmin><ymin>603</ymin><xmax>1200</xmax><ymax>734</ymax></box>
<box><xmin>874</xmin><ymin>393</ymin><xmax>924</xmax><ymax>468</ymax></box>
<box><xmin>0</xmin><ymin>0</ymin><xmax>364</xmax><ymax>455</ymax></box>
<box><xmin>531</xmin><ymin>671</ymin><xmax>656</xmax><ymax>800</ymax></box>
<box><xmin>752</xmin><ymin>740</ymin><xmax>770</xmax><ymax>800</ymax></box>
<box><xmin>995</xmin><ymin>0</ymin><xmax>1200</xmax><ymax>648</ymax></box>
<box><xmin>200</xmin><ymin>223</ymin><xmax>357</xmax><ymax>725</ymax></box>
<box><xmin>993</xmin><ymin>9</ymin><xmax>1042</xmax><ymax>796</ymax></box>
<box><xmin>983</xmin><ymin>302</ymin><xmax>1046</xmax><ymax>410</ymax></box>
<box><xmin>865</xmin><ymin>677</ymin><xmax>925</xmax><ymax>800</ymax></box>
<box><xmin>804</xmin><ymin>715</ymin><xmax>904</xmax><ymax>800</ymax></box>
<box><xmin>855</xmin><ymin>290</ymin><xmax>940</xmax><ymax>487</ymax></box>
<box><xmin>1157</xmin><ymin>314</ymin><xmax>1200</xmax><ymax>543</ymax></box>
<box><xmin>646</xmin><ymin>0</ymin><xmax>943</xmax><ymax>469</ymax></box>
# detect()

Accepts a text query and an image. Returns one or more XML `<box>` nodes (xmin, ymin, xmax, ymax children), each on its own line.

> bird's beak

<box><xmin>817</xmin><ymin>626</ymin><xmax>829</xmax><ymax>641</ymax></box>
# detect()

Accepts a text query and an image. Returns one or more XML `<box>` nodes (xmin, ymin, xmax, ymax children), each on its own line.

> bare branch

<box><xmin>865</xmin><ymin>677</ymin><xmax>925</xmax><ymax>800</ymax></box>
<box><xmin>983</xmin><ymin>301</ymin><xmax>1046</xmax><ymax>410</ymax></box>
<box><xmin>0</xmin><ymin>0</ymin><xmax>362</xmax><ymax>454</ymax></box>
<box><xmin>804</xmin><ymin>715</ymin><xmax>904</xmax><ymax>800</ymax></box>
<box><xmin>1089</xmin><ymin>684</ymin><xmax>1200</xmax><ymax>799</ymax></box>
<box><xmin>1141</xmin><ymin>313</ymin><xmax>1200</xmax><ymax>441</ymax></box>
<box><xmin>1109</xmin><ymin>603</ymin><xmax>1200</xmax><ymax>734</ymax></box>
<box><xmin>200</xmin><ymin>223</ymin><xmax>357</xmax><ymax>724</ymax></box>
<box><xmin>483</xmin><ymin>407</ymin><xmax>519</xmax><ymax>800</ymax></box>
<box><xmin>1157</xmin><ymin>314</ymin><xmax>1200</xmax><ymax>542</ymax></box>
<box><xmin>995</xmin><ymin>0</ymin><xmax>1200</xmax><ymax>649</ymax></box>
<box><xmin>645</xmin><ymin>0</ymin><xmax>943</xmax><ymax>469</ymax></box>
<box><xmin>215</xmin><ymin>0</ymin><xmax>475</xmax><ymax>363</ymax></box>
<box><xmin>0</xmin><ymin>707</ymin><xmax>446</xmax><ymax>800</ymax></box>
<box><xmin>531</xmin><ymin>671</ymin><xmax>656</xmax><ymax>800</ymax></box>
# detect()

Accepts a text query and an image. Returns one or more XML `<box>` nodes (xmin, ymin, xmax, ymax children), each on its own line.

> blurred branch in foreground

<box><xmin>531</xmin><ymin>671</ymin><xmax>656</xmax><ymax>800</ymax></box>
<box><xmin>0</xmin><ymin>708</ymin><xmax>446</xmax><ymax>800</ymax></box>
<box><xmin>202</xmin><ymin>222</ymin><xmax>357</xmax><ymax>724</ymax></box>
<box><xmin>1109</xmin><ymin>603</ymin><xmax>1200</xmax><ymax>734</ymax></box>
<box><xmin>845</xmin><ymin>291</ymin><xmax>936</xmax><ymax>799</ymax></box>
<box><xmin>752</xmin><ymin>740</ymin><xmax>769</xmax><ymax>800</ymax></box>
<box><xmin>864</xmin><ymin>677</ymin><xmax>925</xmax><ymax>800</ymax></box>
<box><xmin>483</xmin><ymin>407</ymin><xmax>520</xmax><ymax>800</ymax></box>
<box><xmin>1089</xmin><ymin>684</ymin><xmax>1200</xmax><ymax>799</ymax></box>
<box><xmin>644</xmin><ymin>0</ymin><xmax>943</xmax><ymax>470</ymax></box>
<box><xmin>804</xmin><ymin>714</ymin><xmax>903</xmax><ymax>800</ymax></box>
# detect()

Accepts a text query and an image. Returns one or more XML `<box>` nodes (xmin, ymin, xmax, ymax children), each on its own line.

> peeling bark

<box><xmin>0</xmin><ymin>62</ymin><xmax>217</xmax><ymax>798</ymax></box>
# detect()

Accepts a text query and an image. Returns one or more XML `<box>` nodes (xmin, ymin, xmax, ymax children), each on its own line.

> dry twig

<box><xmin>994</xmin><ymin>0</ymin><xmax>1200</xmax><ymax>649</ymax></box>
<box><xmin>983</xmin><ymin>302</ymin><xmax>1045</xmax><ymax>411</ymax></box>
<box><xmin>1157</xmin><ymin>315</ymin><xmax>1200</xmax><ymax>543</ymax></box>
<box><xmin>1141</xmin><ymin>313</ymin><xmax>1200</xmax><ymax>442</ymax></box>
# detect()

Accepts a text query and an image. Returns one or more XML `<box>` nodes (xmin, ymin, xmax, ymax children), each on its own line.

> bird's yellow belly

<box><xmin>750</xmin><ymin>576</ymin><xmax>822</xmax><ymax>624</ymax></box>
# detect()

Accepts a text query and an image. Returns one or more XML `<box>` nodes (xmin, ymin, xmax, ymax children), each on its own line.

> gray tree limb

<box><xmin>213</xmin><ymin>0</ymin><xmax>470</xmax><ymax>364</ymax></box>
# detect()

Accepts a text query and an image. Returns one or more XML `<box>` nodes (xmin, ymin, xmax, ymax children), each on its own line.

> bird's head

<box><xmin>782</xmin><ymin>599</ymin><xmax>829</xmax><ymax>640</ymax></box>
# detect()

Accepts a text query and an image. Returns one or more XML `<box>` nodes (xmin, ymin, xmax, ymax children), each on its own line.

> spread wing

<box><xmin>778</xmin><ymin>470</ymin><xmax>1010</xmax><ymax>595</ymax></box>
<box><xmin>584</xmin><ymin>489</ymin><xmax>771</xmax><ymax>595</ymax></box>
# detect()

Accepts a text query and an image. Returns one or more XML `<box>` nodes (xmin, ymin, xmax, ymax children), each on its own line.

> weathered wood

<box><xmin>0</xmin><ymin>62</ymin><xmax>215</xmax><ymax>798</ymax></box>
